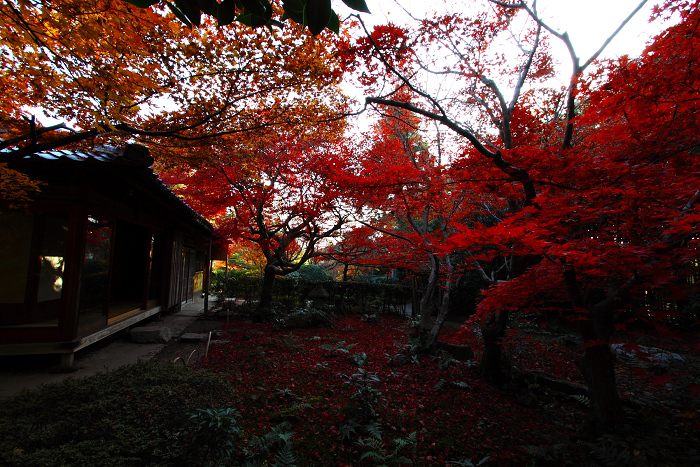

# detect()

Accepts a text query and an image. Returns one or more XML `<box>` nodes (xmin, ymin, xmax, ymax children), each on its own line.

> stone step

<box><xmin>130</xmin><ymin>326</ymin><xmax>172</xmax><ymax>344</ymax></box>
<box><xmin>179</xmin><ymin>330</ymin><xmax>227</xmax><ymax>342</ymax></box>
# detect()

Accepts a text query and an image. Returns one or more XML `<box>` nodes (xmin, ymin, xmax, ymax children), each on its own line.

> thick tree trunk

<box><xmin>575</xmin><ymin>343</ymin><xmax>625</xmax><ymax>437</ymax></box>
<box><xmin>563</xmin><ymin>268</ymin><xmax>631</xmax><ymax>436</ymax></box>
<box><xmin>479</xmin><ymin>308</ymin><xmax>510</xmax><ymax>385</ymax></box>
<box><xmin>256</xmin><ymin>266</ymin><xmax>276</xmax><ymax>321</ymax></box>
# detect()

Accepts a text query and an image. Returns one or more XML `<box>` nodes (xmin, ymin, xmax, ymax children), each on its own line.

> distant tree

<box><xmin>164</xmin><ymin>132</ymin><xmax>352</xmax><ymax>317</ymax></box>
<box><xmin>339</xmin><ymin>97</ymin><xmax>484</xmax><ymax>347</ymax></box>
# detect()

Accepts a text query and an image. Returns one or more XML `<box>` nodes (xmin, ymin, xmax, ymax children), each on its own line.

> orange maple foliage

<box><xmin>0</xmin><ymin>0</ymin><xmax>351</xmax><ymax>169</ymax></box>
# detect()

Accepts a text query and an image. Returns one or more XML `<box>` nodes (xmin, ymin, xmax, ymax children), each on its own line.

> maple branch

<box><xmin>490</xmin><ymin>0</ymin><xmax>649</xmax><ymax>149</ymax></box>
<box><xmin>2</xmin><ymin>102</ymin><xmax>353</xmax><ymax>162</ymax></box>
<box><xmin>564</xmin><ymin>267</ymin><xmax>641</xmax><ymax>341</ymax></box>
<box><xmin>366</xmin><ymin>97</ymin><xmax>497</xmax><ymax>158</ymax></box>
<box><xmin>529</xmin><ymin>178</ymin><xmax>580</xmax><ymax>191</ymax></box>
<box><xmin>0</xmin><ymin>121</ymin><xmax>69</xmax><ymax>152</ymax></box>
<box><xmin>466</xmin><ymin>202</ymin><xmax>504</xmax><ymax>222</ymax></box>
<box><xmin>2</xmin><ymin>0</ymin><xmax>61</xmax><ymax>63</ymax></box>
<box><xmin>467</xmin><ymin>250</ymin><xmax>507</xmax><ymax>285</ymax></box>
<box><xmin>365</xmin><ymin>97</ymin><xmax>538</xmax><ymax>204</ymax></box>
<box><xmin>508</xmin><ymin>22</ymin><xmax>542</xmax><ymax>117</ymax></box>
<box><xmin>581</xmin><ymin>0</ymin><xmax>649</xmax><ymax>71</ymax></box>
<box><xmin>356</xmin><ymin>219</ymin><xmax>418</xmax><ymax>247</ymax></box>
<box><xmin>682</xmin><ymin>190</ymin><xmax>700</xmax><ymax>211</ymax></box>
<box><xmin>356</xmin><ymin>15</ymin><xmax>452</xmax><ymax>121</ymax></box>
<box><xmin>562</xmin><ymin>0</ymin><xmax>648</xmax><ymax>149</ymax></box>
<box><xmin>0</xmin><ymin>128</ymin><xmax>102</xmax><ymax>162</ymax></box>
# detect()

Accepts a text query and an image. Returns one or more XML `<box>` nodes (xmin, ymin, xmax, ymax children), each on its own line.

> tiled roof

<box><xmin>24</xmin><ymin>144</ymin><xmax>154</xmax><ymax>166</ymax></box>
<box><xmin>14</xmin><ymin>144</ymin><xmax>212</xmax><ymax>233</ymax></box>
<box><xmin>25</xmin><ymin>148</ymin><xmax>119</xmax><ymax>163</ymax></box>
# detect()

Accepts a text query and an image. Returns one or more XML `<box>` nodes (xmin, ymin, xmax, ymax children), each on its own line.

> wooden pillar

<box><xmin>60</xmin><ymin>208</ymin><xmax>87</xmax><ymax>342</ymax></box>
<box><xmin>204</xmin><ymin>238</ymin><xmax>212</xmax><ymax>313</ymax></box>
<box><xmin>159</xmin><ymin>229</ymin><xmax>175</xmax><ymax>314</ymax></box>
<box><xmin>60</xmin><ymin>352</ymin><xmax>75</xmax><ymax>368</ymax></box>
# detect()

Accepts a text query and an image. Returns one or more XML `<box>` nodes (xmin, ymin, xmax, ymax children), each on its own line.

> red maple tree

<box><xmin>336</xmin><ymin>96</ymin><xmax>486</xmax><ymax>346</ymax></box>
<box><xmin>340</xmin><ymin>0</ymin><xmax>699</xmax><ymax>435</ymax></box>
<box><xmin>164</xmin><ymin>132</ymin><xmax>353</xmax><ymax>316</ymax></box>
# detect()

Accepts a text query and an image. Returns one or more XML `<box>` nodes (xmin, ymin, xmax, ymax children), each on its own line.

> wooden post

<box><xmin>60</xmin><ymin>352</ymin><xmax>75</xmax><ymax>369</ymax></box>
<box><xmin>204</xmin><ymin>239</ymin><xmax>211</xmax><ymax>313</ymax></box>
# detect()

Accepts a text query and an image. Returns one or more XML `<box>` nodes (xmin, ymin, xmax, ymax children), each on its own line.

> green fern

<box><xmin>246</xmin><ymin>422</ymin><xmax>295</xmax><ymax>459</ymax></box>
<box><xmin>241</xmin><ymin>460</ymin><xmax>262</xmax><ymax>467</ymax></box>
<box><xmin>358</xmin><ymin>436</ymin><xmax>387</xmax><ymax>462</ymax></box>
<box><xmin>339</xmin><ymin>419</ymin><xmax>360</xmax><ymax>441</ymax></box>
<box><xmin>272</xmin><ymin>442</ymin><xmax>296</xmax><ymax>467</ymax></box>
<box><xmin>436</xmin><ymin>350</ymin><xmax>455</xmax><ymax>369</ymax></box>
<box><xmin>392</xmin><ymin>431</ymin><xmax>417</xmax><ymax>453</ymax></box>
<box><xmin>448</xmin><ymin>455</ymin><xmax>490</xmax><ymax>466</ymax></box>
<box><xmin>365</xmin><ymin>420</ymin><xmax>383</xmax><ymax>440</ymax></box>
<box><xmin>289</xmin><ymin>402</ymin><xmax>313</xmax><ymax>412</ymax></box>
<box><xmin>320</xmin><ymin>340</ymin><xmax>357</xmax><ymax>353</ymax></box>
<box><xmin>358</xmin><ymin>436</ymin><xmax>386</xmax><ymax>450</ymax></box>
<box><xmin>592</xmin><ymin>442</ymin><xmax>633</xmax><ymax>466</ymax></box>
<box><xmin>360</xmin><ymin>449</ymin><xmax>388</xmax><ymax>462</ymax></box>
<box><xmin>570</xmin><ymin>394</ymin><xmax>590</xmax><ymax>406</ymax></box>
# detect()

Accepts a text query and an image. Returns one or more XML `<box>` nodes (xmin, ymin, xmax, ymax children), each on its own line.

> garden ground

<box><xmin>151</xmin><ymin>309</ymin><xmax>700</xmax><ymax>466</ymax></box>
<box><xmin>1</xmin><ymin>308</ymin><xmax>698</xmax><ymax>466</ymax></box>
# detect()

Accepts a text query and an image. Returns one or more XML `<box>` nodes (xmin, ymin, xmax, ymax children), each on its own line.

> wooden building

<box><xmin>0</xmin><ymin>144</ymin><xmax>217</xmax><ymax>366</ymax></box>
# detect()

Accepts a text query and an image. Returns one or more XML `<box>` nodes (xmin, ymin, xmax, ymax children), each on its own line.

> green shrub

<box><xmin>273</xmin><ymin>306</ymin><xmax>336</xmax><ymax>330</ymax></box>
<box><xmin>0</xmin><ymin>362</ymin><xmax>235</xmax><ymax>467</ymax></box>
<box><xmin>287</xmin><ymin>264</ymin><xmax>334</xmax><ymax>281</ymax></box>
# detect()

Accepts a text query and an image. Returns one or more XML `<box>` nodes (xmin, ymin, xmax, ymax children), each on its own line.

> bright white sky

<box><xmin>342</xmin><ymin>0</ymin><xmax>668</xmax><ymax>62</ymax></box>
<box><xmin>32</xmin><ymin>1</ymin><xmax>673</xmax><ymax>129</ymax></box>
<box><xmin>336</xmin><ymin>0</ymin><xmax>674</xmax><ymax>131</ymax></box>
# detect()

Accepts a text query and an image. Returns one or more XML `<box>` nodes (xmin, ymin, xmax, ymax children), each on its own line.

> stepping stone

<box><xmin>209</xmin><ymin>339</ymin><xmax>230</xmax><ymax>345</ymax></box>
<box><xmin>179</xmin><ymin>332</ymin><xmax>210</xmax><ymax>342</ymax></box>
<box><xmin>130</xmin><ymin>326</ymin><xmax>172</xmax><ymax>344</ymax></box>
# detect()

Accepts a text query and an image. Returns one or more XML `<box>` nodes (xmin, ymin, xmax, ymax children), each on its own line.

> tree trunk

<box><xmin>429</xmin><ymin>255</ymin><xmax>454</xmax><ymax>341</ymax></box>
<box><xmin>563</xmin><ymin>268</ymin><xmax>630</xmax><ymax>437</ymax></box>
<box><xmin>479</xmin><ymin>308</ymin><xmax>510</xmax><ymax>385</ymax></box>
<box><xmin>256</xmin><ymin>266</ymin><xmax>276</xmax><ymax>321</ymax></box>
<box><xmin>575</xmin><ymin>342</ymin><xmax>625</xmax><ymax>437</ymax></box>
<box><xmin>410</xmin><ymin>276</ymin><xmax>419</xmax><ymax>320</ymax></box>
<box><xmin>417</xmin><ymin>255</ymin><xmax>439</xmax><ymax>333</ymax></box>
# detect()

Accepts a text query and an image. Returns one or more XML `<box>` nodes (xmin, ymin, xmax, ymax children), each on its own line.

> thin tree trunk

<box><xmin>430</xmin><ymin>255</ymin><xmax>454</xmax><ymax>340</ymax></box>
<box><xmin>411</xmin><ymin>275</ymin><xmax>419</xmax><ymax>320</ymax></box>
<box><xmin>417</xmin><ymin>254</ymin><xmax>440</xmax><ymax>334</ymax></box>
<box><xmin>575</xmin><ymin>315</ymin><xmax>625</xmax><ymax>437</ymax></box>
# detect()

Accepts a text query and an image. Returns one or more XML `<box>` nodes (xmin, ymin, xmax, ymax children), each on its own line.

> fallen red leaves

<box><xmin>198</xmin><ymin>314</ymin><xmax>569</xmax><ymax>465</ymax></box>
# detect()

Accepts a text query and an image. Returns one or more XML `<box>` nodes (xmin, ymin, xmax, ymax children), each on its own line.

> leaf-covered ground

<box><xmin>163</xmin><ymin>311</ymin><xmax>700</xmax><ymax>466</ymax></box>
